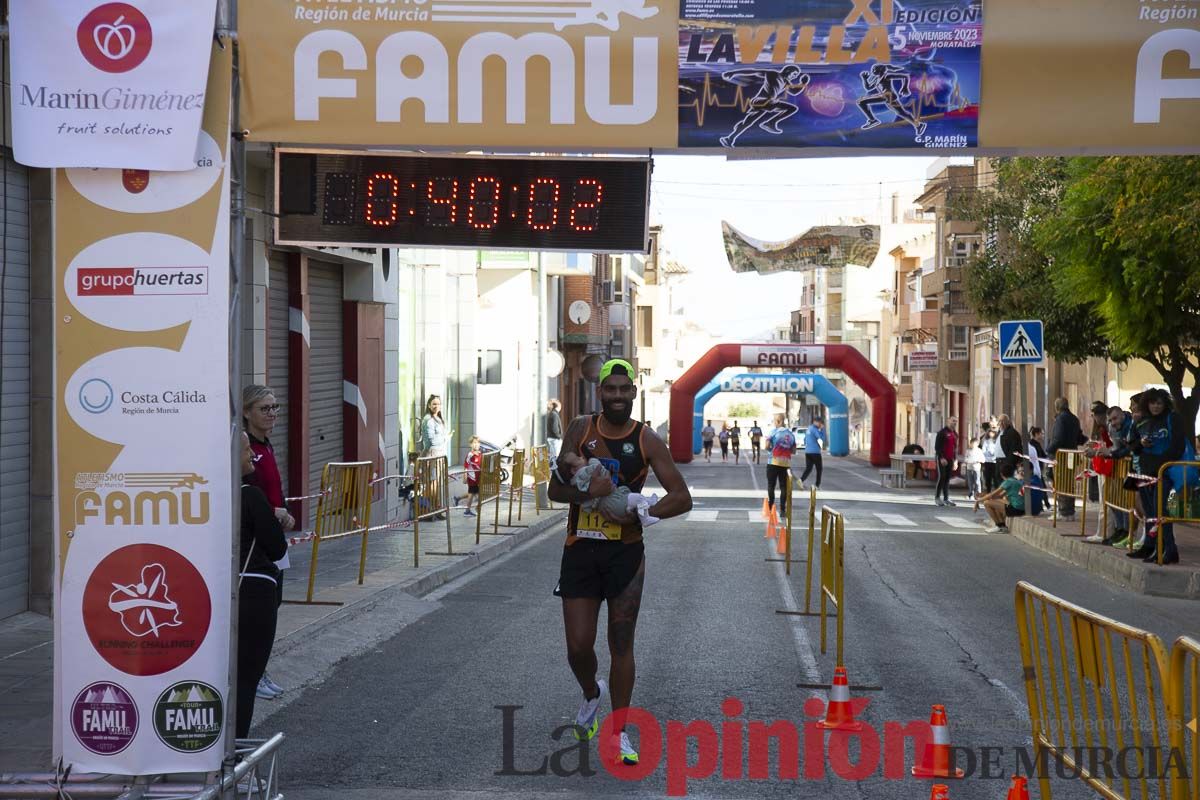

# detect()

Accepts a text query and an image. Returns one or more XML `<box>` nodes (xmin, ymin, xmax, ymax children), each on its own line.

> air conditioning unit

<box><xmin>600</xmin><ymin>280</ymin><xmax>615</xmax><ymax>303</ymax></box>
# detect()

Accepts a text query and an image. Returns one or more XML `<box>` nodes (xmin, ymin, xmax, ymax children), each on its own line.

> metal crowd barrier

<box><xmin>1169</xmin><ymin>636</ymin><xmax>1200</xmax><ymax>800</ymax></box>
<box><xmin>1014</xmin><ymin>581</ymin><xmax>1171</xmax><ymax>800</ymax></box>
<box><xmin>1103</xmin><ymin>457</ymin><xmax>1140</xmax><ymax>552</ymax></box>
<box><xmin>764</xmin><ymin>471</ymin><xmax>799</xmax><ymax>573</ymax></box>
<box><xmin>1153</xmin><ymin>461</ymin><xmax>1200</xmax><ymax>565</ymax></box>
<box><xmin>474</xmin><ymin>450</ymin><xmax>504</xmax><ymax>544</ymax></box>
<box><xmin>413</xmin><ymin>455</ymin><xmax>456</xmax><ymax>566</ymax></box>
<box><xmin>507</xmin><ymin>448</ymin><xmax>527</xmax><ymax>526</ymax></box>
<box><xmin>1052</xmin><ymin>449</ymin><xmax>1089</xmax><ymax>537</ymax></box>
<box><xmin>302</xmin><ymin>461</ymin><xmax>373</xmax><ymax>603</ymax></box>
<box><xmin>529</xmin><ymin>445</ymin><xmax>554</xmax><ymax>512</ymax></box>
<box><xmin>819</xmin><ymin>506</ymin><xmax>845</xmax><ymax>664</ymax></box>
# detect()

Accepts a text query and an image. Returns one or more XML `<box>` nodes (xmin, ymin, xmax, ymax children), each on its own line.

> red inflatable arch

<box><xmin>669</xmin><ymin>343</ymin><xmax>895</xmax><ymax>467</ymax></box>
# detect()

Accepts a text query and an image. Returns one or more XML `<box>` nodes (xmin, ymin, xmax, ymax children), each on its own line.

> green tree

<box><xmin>727</xmin><ymin>401</ymin><xmax>762</xmax><ymax>419</ymax></box>
<box><xmin>963</xmin><ymin>156</ymin><xmax>1200</xmax><ymax>432</ymax></box>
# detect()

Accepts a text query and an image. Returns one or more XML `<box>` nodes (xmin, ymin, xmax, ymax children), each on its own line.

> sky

<box><xmin>648</xmin><ymin>154</ymin><xmax>945</xmax><ymax>339</ymax></box>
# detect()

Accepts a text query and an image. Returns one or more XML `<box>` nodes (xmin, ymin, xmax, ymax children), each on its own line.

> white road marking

<box><xmin>768</xmin><ymin>538</ymin><xmax>824</xmax><ymax>689</ymax></box>
<box><xmin>936</xmin><ymin>515</ymin><xmax>984</xmax><ymax>529</ymax></box>
<box><xmin>685</xmin><ymin>509</ymin><xmax>719</xmax><ymax>522</ymax></box>
<box><xmin>874</xmin><ymin>513</ymin><xmax>916</xmax><ymax>526</ymax></box>
<box><xmin>844</xmin><ymin>526</ymin><xmax>985</xmax><ymax>536</ymax></box>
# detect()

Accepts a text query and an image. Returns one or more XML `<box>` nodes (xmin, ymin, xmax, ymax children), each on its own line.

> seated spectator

<box><xmin>975</xmin><ymin>462</ymin><xmax>1025</xmax><ymax>533</ymax></box>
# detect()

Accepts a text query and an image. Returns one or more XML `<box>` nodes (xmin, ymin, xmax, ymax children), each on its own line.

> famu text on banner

<box><xmin>9</xmin><ymin>0</ymin><xmax>217</xmax><ymax>169</ymax></box>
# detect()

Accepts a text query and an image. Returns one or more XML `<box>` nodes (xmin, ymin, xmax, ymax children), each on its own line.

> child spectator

<box><xmin>463</xmin><ymin>436</ymin><xmax>482</xmax><ymax>517</ymax></box>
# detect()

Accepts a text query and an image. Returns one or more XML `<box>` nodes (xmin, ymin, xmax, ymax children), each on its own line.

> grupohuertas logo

<box><xmin>154</xmin><ymin>681</ymin><xmax>223</xmax><ymax>753</ymax></box>
<box><xmin>77</xmin><ymin>3</ymin><xmax>153</xmax><ymax>73</ymax></box>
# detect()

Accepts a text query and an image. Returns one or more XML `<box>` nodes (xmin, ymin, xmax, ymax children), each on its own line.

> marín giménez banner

<box><xmin>723</xmin><ymin>222</ymin><xmax>881</xmax><ymax>274</ymax></box>
<box><xmin>9</xmin><ymin>0</ymin><xmax>217</xmax><ymax>169</ymax></box>
<box><xmin>679</xmin><ymin>0</ymin><xmax>982</xmax><ymax>149</ymax></box>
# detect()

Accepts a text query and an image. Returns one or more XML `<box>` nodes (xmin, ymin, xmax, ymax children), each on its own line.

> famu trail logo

<box><xmin>74</xmin><ymin>471</ymin><xmax>210</xmax><ymax>529</ymax></box>
<box><xmin>154</xmin><ymin>681</ymin><xmax>223</xmax><ymax>752</ymax></box>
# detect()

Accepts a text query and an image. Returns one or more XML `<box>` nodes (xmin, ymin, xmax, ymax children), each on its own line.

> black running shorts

<box><xmin>556</xmin><ymin>540</ymin><xmax>645</xmax><ymax>600</ymax></box>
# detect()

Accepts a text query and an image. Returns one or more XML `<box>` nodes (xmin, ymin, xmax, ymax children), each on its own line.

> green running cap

<box><xmin>599</xmin><ymin>358</ymin><xmax>634</xmax><ymax>384</ymax></box>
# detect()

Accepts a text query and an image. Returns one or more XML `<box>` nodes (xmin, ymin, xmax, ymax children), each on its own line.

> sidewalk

<box><xmin>1008</xmin><ymin>512</ymin><xmax>1200</xmax><ymax>598</ymax></box>
<box><xmin>0</xmin><ymin>494</ymin><xmax>566</xmax><ymax>772</ymax></box>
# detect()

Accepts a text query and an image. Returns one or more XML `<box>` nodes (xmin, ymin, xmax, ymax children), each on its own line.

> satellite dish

<box><xmin>545</xmin><ymin>349</ymin><xmax>565</xmax><ymax>378</ymax></box>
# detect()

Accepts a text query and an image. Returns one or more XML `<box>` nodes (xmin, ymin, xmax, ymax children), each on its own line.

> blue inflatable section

<box><xmin>691</xmin><ymin>373</ymin><xmax>849</xmax><ymax>457</ymax></box>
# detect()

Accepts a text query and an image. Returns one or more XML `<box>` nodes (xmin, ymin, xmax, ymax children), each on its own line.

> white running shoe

<box><xmin>1083</xmin><ymin>534</ymin><xmax>1104</xmax><ymax>543</ymax></box>
<box><xmin>573</xmin><ymin>679</ymin><xmax>607</xmax><ymax>740</ymax></box>
<box><xmin>616</xmin><ymin>730</ymin><xmax>639</xmax><ymax>765</ymax></box>
<box><xmin>985</xmin><ymin>525</ymin><xmax>1004</xmax><ymax>533</ymax></box>
<box><xmin>255</xmin><ymin>677</ymin><xmax>278</xmax><ymax>700</ymax></box>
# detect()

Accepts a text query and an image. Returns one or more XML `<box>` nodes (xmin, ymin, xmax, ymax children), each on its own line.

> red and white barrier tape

<box><xmin>1128</xmin><ymin>473</ymin><xmax>1160</xmax><ymax>487</ymax></box>
<box><xmin>284</xmin><ymin>487</ymin><xmax>333</xmax><ymax>503</ymax></box>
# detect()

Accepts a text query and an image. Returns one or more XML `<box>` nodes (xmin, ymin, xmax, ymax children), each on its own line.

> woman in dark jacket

<box><xmin>237</xmin><ymin>432</ymin><xmax>288</xmax><ymax>737</ymax></box>
<box><xmin>1127</xmin><ymin>389</ymin><xmax>1186</xmax><ymax>564</ymax></box>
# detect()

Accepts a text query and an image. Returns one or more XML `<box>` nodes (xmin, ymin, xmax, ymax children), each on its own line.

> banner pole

<box><xmin>223</xmin><ymin>0</ymin><xmax>244</xmax><ymax>795</ymax></box>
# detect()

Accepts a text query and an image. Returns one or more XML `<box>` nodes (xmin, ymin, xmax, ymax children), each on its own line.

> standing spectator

<box><xmin>419</xmin><ymin>395</ymin><xmax>449</xmax><ymax>520</ymax></box>
<box><xmin>964</xmin><ymin>437</ymin><xmax>983</xmax><ymax>501</ymax></box>
<box><xmin>1127</xmin><ymin>388</ymin><xmax>1186</xmax><ymax>563</ymax></box>
<box><xmin>981</xmin><ymin>428</ymin><xmax>999</xmax><ymax>493</ymax></box>
<box><xmin>1026</xmin><ymin>427</ymin><xmax>1049</xmax><ymax>516</ymax></box>
<box><xmin>997</xmin><ymin>414</ymin><xmax>1024</xmax><ymax>474</ymax></box>
<box><xmin>933</xmin><ymin>416</ymin><xmax>958</xmax><ymax>506</ymax></box>
<box><xmin>749</xmin><ymin>421</ymin><xmax>764</xmax><ymax>464</ymax></box>
<box><xmin>1047</xmin><ymin>398</ymin><xmax>1085</xmax><ymax>521</ymax></box>
<box><xmin>800</xmin><ymin>419</ymin><xmax>826</xmax><ymax>489</ymax></box>
<box><xmin>241</xmin><ymin>385</ymin><xmax>293</xmax><ymax>701</ymax></box>
<box><xmin>463</xmin><ymin>436</ymin><xmax>482</xmax><ymax>517</ymax></box>
<box><xmin>236</xmin><ymin>432</ymin><xmax>287</xmax><ymax>737</ymax></box>
<box><xmin>1098</xmin><ymin>404</ymin><xmax>1135</xmax><ymax>546</ymax></box>
<box><xmin>1088</xmin><ymin>401</ymin><xmax>1113</xmax><ymax>504</ymax></box>
<box><xmin>701</xmin><ymin>420</ymin><xmax>716</xmax><ymax>463</ymax></box>
<box><xmin>545</xmin><ymin>399</ymin><xmax>564</xmax><ymax>461</ymax></box>
<box><xmin>420</xmin><ymin>394</ymin><xmax>448</xmax><ymax>458</ymax></box>
<box><xmin>718</xmin><ymin>424</ymin><xmax>730</xmax><ymax>462</ymax></box>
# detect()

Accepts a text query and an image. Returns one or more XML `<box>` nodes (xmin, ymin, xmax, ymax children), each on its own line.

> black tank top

<box><xmin>566</xmin><ymin>415</ymin><xmax>649</xmax><ymax>546</ymax></box>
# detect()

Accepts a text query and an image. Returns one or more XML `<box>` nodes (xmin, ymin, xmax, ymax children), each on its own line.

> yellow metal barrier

<box><xmin>1014</xmin><ymin>581</ymin><xmax>1172</xmax><ymax>800</ymax></box>
<box><xmin>819</xmin><ymin>506</ymin><xmax>845</xmax><ymax>665</ymax></box>
<box><xmin>1103</xmin><ymin>457</ymin><xmax>1141</xmax><ymax>552</ymax></box>
<box><xmin>1169</xmin><ymin>636</ymin><xmax>1200</xmax><ymax>800</ymax></box>
<box><xmin>1153</xmin><ymin>461</ymin><xmax>1200</xmax><ymax>566</ymax></box>
<box><xmin>413</xmin><ymin>455</ymin><xmax>453</xmax><ymax>566</ymax></box>
<box><xmin>765</xmin><ymin>471</ymin><xmax>804</xmax><ymax>574</ymax></box>
<box><xmin>1052</xmin><ymin>449</ymin><xmax>1088</xmax><ymax>537</ymax></box>
<box><xmin>529</xmin><ymin>445</ymin><xmax>553</xmax><ymax>512</ymax></box>
<box><xmin>474</xmin><ymin>450</ymin><xmax>503</xmax><ymax>544</ymax></box>
<box><xmin>507</xmin><ymin>448</ymin><xmax>526</xmax><ymax>526</ymax></box>
<box><xmin>304</xmin><ymin>461</ymin><xmax>373</xmax><ymax>603</ymax></box>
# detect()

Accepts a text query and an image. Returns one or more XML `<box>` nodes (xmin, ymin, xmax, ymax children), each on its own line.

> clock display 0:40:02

<box><xmin>321</xmin><ymin>172</ymin><xmax>607</xmax><ymax>232</ymax></box>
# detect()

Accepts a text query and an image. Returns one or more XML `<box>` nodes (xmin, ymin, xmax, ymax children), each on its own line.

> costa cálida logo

<box><xmin>77</xmin><ymin>266</ymin><xmax>208</xmax><ymax>296</ymax></box>
<box><xmin>77</xmin><ymin>3</ymin><xmax>153</xmax><ymax>73</ymax></box>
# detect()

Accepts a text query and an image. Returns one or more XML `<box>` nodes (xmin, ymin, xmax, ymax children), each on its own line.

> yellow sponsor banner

<box><xmin>982</xmin><ymin>0</ymin><xmax>1200</xmax><ymax>151</ymax></box>
<box><xmin>238</xmin><ymin>0</ymin><xmax>679</xmax><ymax>148</ymax></box>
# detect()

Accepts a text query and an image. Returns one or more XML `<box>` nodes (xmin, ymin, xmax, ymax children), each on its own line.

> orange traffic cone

<box><xmin>929</xmin><ymin>786</ymin><xmax>951</xmax><ymax>800</ymax></box>
<box><xmin>776</xmin><ymin>516</ymin><xmax>788</xmax><ymax>555</ymax></box>
<box><xmin>819</xmin><ymin>666</ymin><xmax>862</xmax><ymax>731</ymax></box>
<box><xmin>761</xmin><ymin>498</ymin><xmax>770</xmax><ymax>520</ymax></box>
<box><xmin>765</xmin><ymin>514</ymin><xmax>777</xmax><ymax>539</ymax></box>
<box><xmin>1005</xmin><ymin>776</ymin><xmax>1030</xmax><ymax>800</ymax></box>
<box><xmin>912</xmin><ymin>704</ymin><xmax>964</xmax><ymax>778</ymax></box>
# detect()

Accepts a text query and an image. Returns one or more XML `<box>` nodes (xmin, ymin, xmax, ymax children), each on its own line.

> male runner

<box><xmin>548</xmin><ymin>359</ymin><xmax>693</xmax><ymax>766</ymax></box>
<box><xmin>857</xmin><ymin>63</ymin><xmax>927</xmax><ymax>137</ymax></box>
<box><xmin>764</xmin><ymin>422</ymin><xmax>798</xmax><ymax>516</ymax></box>
<box><xmin>719</xmin><ymin>65</ymin><xmax>811</xmax><ymax>148</ymax></box>
<box><xmin>800</xmin><ymin>418</ymin><xmax>826</xmax><ymax>489</ymax></box>
<box><xmin>700</xmin><ymin>420</ymin><xmax>716</xmax><ymax>463</ymax></box>
<box><xmin>749</xmin><ymin>420</ymin><xmax>764</xmax><ymax>464</ymax></box>
<box><xmin>730</xmin><ymin>422</ymin><xmax>742</xmax><ymax>465</ymax></box>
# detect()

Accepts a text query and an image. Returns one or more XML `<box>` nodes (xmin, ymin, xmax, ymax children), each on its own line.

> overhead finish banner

<box><xmin>679</xmin><ymin>0</ymin><xmax>981</xmax><ymax>149</ymax></box>
<box><xmin>237</xmin><ymin>0</ymin><xmax>678</xmax><ymax>147</ymax></box>
<box><xmin>723</xmin><ymin>222</ymin><xmax>881</xmax><ymax>273</ymax></box>
<box><xmin>9</xmin><ymin>0</ymin><xmax>219</xmax><ymax>170</ymax></box>
<box><xmin>53</xmin><ymin>44</ymin><xmax>232</xmax><ymax>774</ymax></box>
<box><xmin>981</xmin><ymin>0</ymin><xmax>1200</xmax><ymax>150</ymax></box>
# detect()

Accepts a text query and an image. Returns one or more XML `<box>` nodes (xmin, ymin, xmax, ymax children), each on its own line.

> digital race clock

<box><xmin>274</xmin><ymin>149</ymin><xmax>652</xmax><ymax>253</ymax></box>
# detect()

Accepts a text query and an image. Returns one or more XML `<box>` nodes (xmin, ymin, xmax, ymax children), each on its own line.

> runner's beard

<box><xmin>601</xmin><ymin>399</ymin><xmax>633</xmax><ymax>427</ymax></box>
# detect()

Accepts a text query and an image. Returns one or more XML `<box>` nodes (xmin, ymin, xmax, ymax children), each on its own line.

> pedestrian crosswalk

<box><xmin>681</xmin><ymin>507</ymin><xmax>987</xmax><ymax>535</ymax></box>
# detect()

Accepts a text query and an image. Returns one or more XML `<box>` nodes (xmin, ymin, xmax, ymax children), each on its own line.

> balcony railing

<box><xmin>948</xmin><ymin>348</ymin><xmax>969</xmax><ymax>361</ymax></box>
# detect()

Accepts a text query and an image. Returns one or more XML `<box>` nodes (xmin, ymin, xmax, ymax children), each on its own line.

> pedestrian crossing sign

<box><xmin>998</xmin><ymin>320</ymin><xmax>1044</xmax><ymax>365</ymax></box>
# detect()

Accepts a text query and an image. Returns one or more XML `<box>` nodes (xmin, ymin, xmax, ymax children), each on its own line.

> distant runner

<box><xmin>730</xmin><ymin>422</ymin><xmax>742</xmax><ymax>465</ymax></box>
<box><xmin>749</xmin><ymin>421</ymin><xmax>764</xmax><ymax>464</ymax></box>
<box><xmin>799</xmin><ymin>419</ymin><xmax>826</xmax><ymax>489</ymax></box>
<box><xmin>547</xmin><ymin>359</ymin><xmax>692</xmax><ymax>768</ymax></box>
<box><xmin>700</xmin><ymin>420</ymin><xmax>716</xmax><ymax>463</ymax></box>
<box><xmin>718</xmin><ymin>426</ymin><xmax>730</xmax><ymax>462</ymax></box>
<box><xmin>764</xmin><ymin>423</ymin><xmax>798</xmax><ymax>517</ymax></box>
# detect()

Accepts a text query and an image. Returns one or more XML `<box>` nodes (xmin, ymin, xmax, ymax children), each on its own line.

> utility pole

<box><xmin>536</xmin><ymin>252</ymin><xmax>548</xmax><ymax>506</ymax></box>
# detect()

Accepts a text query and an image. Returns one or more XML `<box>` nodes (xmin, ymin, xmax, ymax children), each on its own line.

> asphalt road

<box><xmin>259</xmin><ymin>453</ymin><xmax>1198</xmax><ymax>799</ymax></box>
